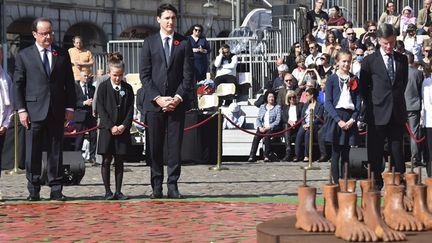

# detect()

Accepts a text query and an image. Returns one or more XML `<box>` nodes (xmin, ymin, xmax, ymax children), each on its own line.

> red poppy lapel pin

<box><xmin>52</xmin><ymin>50</ymin><xmax>59</xmax><ymax>56</ymax></box>
<box><xmin>173</xmin><ymin>39</ymin><xmax>180</xmax><ymax>46</ymax></box>
<box><xmin>349</xmin><ymin>78</ymin><xmax>358</xmax><ymax>91</ymax></box>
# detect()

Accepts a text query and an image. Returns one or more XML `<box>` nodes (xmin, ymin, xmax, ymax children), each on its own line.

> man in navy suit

<box><xmin>74</xmin><ymin>70</ymin><xmax>97</xmax><ymax>164</ymax></box>
<box><xmin>359</xmin><ymin>23</ymin><xmax>408</xmax><ymax>190</ymax></box>
<box><xmin>140</xmin><ymin>4</ymin><xmax>194</xmax><ymax>199</ymax></box>
<box><xmin>14</xmin><ymin>17</ymin><xmax>76</xmax><ymax>201</ymax></box>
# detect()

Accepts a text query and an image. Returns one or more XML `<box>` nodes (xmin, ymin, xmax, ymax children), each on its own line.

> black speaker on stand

<box><xmin>41</xmin><ymin>151</ymin><xmax>86</xmax><ymax>185</ymax></box>
<box><xmin>349</xmin><ymin>147</ymin><xmax>368</xmax><ymax>179</ymax></box>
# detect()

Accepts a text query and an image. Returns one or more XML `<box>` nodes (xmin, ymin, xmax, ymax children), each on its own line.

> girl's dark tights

<box><xmin>101</xmin><ymin>154</ymin><xmax>124</xmax><ymax>193</ymax></box>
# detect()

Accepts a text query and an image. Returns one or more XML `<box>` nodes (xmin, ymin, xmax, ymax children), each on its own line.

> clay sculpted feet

<box><xmin>335</xmin><ymin>192</ymin><xmax>378</xmax><ymax>242</ymax></box>
<box><xmin>426</xmin><ymin>177</ymin><xmax>432</xmax><ymax>211</ymax></box>
<box><xmin>360</xmin><ymin>180</ymin><xmax>371</xmax><ymax>209</ymax></box>
<box><xmin>363</xmin><ymin>191</ymin><xmax>406</xmax><ymax>241</ymax></box>
<box><xmin>412</xmin><ymin>184</ymin><xmax>432</xmax><ymax>229</ymax></box>
<box><xmin>382</xmin><ymin>171</ymin><xmax>413</xmax><ymax>211</ymax></box>
<box><xmin>404</xmin><ymin>172</ymin><xmax>419</xmax><ymax>212</ymax></box>
<box><xmin>383</xmin><ymin>184</ymin><xmax>424</xmax><ymax>231</ymax></box>
<box><xmin>295</xmin><ymin>186</ymin><xmax>335</xmax><ymax>232</ymax></box>
<box><xmin>322</xmin><ymin>183</ymin><xmax>338</xmax><ymax>225</ymax></box>
<box><xmin>339</xmin><ymin>179</ymin><xmax>364</xmax><ymax>221</ymax></box>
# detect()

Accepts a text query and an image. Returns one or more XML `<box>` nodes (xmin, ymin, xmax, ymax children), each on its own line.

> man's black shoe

<box><xmin>27</xmin><ymin>193</ymin><xmax>40</xmax><ymax>201</ymax></box>
<box><xmin>247</xmin><ymin>157</ymin><xmax>256</xmax><ymax>162</ymax></box>
<box><xmin>413</xmin><ymin>161</ymin><xmax>426</xmax><ymax>167</ymax></box>
<box><xmin>50</xmin><ymin>191</ymin><xmax>66</xmax><ymax>201</ymax></box>
<box><xmin>167</xmin><ymin>189</ymin><xmax>185</xmax><ymax>199</ymax></box>
<box><xmin>150</xmin><ymin>191</ymin><xmax>163</xmax><ymax>199</ymax></box>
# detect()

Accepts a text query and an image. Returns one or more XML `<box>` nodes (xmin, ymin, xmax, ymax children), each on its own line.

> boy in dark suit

<box><xmin>74</xmin><ymin>70</ymin><xmax>97</xmax><ymax>164</ymax></box>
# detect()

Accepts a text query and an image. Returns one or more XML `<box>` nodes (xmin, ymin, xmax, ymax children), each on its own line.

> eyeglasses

<box><xmin>194</xmin><ymin>29</ymin><xmax>202</xmax><ymax>32</ymax></box>
<box><xmin>284</xmin><ymin>79</ymin><xmax>293</xmax><ymax>82</ymax></box>
<box><xmin>36</xmin><ymin>31</ymin><xmax>54</xmax><ymax>37</ymax></box>
<box><xmin>368</xmin><ymin>29</ymin><xmax>377</xmax><ymax>32</ymax></box>
<box><xmin>309</xmin><ymin>46</ymin><xmax>315</xmax><ymax>49</ymax></box>
<box><xmin>346</xmin><ymin>32</ymin><xmax>354</xmax><ymax>35</ymax></box>
<box><xmin>295</xmin><ymin>45</ymin><xmax>301</xmax><ymax>48</ymax></box>
<box><xmin>288</xmin><ymin>96</ymin><xmax>296</xmax><ymax>99</ymax></box>
<box><xmin>356</xmin><ymin>54</ymin><xmax>364</xmax><ymax>56</ymax></box>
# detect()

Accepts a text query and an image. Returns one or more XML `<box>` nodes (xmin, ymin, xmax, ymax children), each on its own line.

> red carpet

<box><xmin>0</xmin><ymin>201</ymin><xmax>296</xmax><ymax>242</ymax></box>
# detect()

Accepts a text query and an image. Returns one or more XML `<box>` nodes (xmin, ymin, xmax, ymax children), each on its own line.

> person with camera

<box><xmin>341</xmin><ymin>28</ymin><xmax>360</xmax><ymax>53</ymax></box>
<box><xmin>403</xmin><ymin>24</ymin><xmax>423</xmax><ymax>63</ymax></box>
<box><xmin>358</xmin><ymin>21</ymin><xmax>379</xmax><ymax>51</ymax></box>
<box><xmin>312</xmin><ymin>19</ymin><xmax>328</xmax><ymax>47</ymax></box>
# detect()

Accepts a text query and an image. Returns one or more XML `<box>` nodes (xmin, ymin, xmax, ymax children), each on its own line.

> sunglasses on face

<box><xmin>295</xmin><ymin>45</ymin><xmax>301</xmax><ymax>48</ymax></box>
<box><xmin>194</xmin><ymin>29</ymin><xmax>202</xmax><ymax>32</ymax></box>
<box><xmin>356</xmin><ymin>54</ymin><xmax>364</xmax><ymax>56</ymax></box>
<box><xmin>289</xmin><ymin>96</ymin><xmax>296</xmax><ymax>99</ymax></box>
<box><xmin>369</xmin><ymin>29</ymin><xmax>377</xmax><ymax>32</ymax></box>
<box><xmin>309</xmin><ymin>46</ymin><xmax>315</xmax><ymax>49</ymax></box>
<box><xmin>346</xmin><ymin>32</ymin><xmax>354</xmax><ymax>35</ymax></box>
<box><xmin>285</xmin><ymin>79</ymin><xmax>293</xmax><ymax>82</ymax></box>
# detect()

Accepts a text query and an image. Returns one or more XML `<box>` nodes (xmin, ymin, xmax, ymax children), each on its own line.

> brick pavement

<box><xmin>0</xmin><ymin>161</ymin><xmax>332</xmax><ymax>201</ymax></box>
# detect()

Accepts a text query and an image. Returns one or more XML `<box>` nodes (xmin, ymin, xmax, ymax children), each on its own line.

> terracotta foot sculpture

<box><xmin>339</xmin><ymin>179</ymin><xmax>363</xmax><ymax>221</ymax></box>
<box><xmin>426</xmin><ymin>177</ymin><xmax>432</xmax><ymax>211</ymax></box>
<box><xmin>363</xmin><ymin>191</ymin><xmax>406</xmax><ymax>241</ymax></box>
<box><xmin>412</xmin><ymin>184</ymin><xmax>432</xmax><ymax>229</ymax></box>
<box><xmin>335</xmin><ymin>192</ymin><xmax>378</xmax><ymax>242</ymax></box>
<box><xmin>295</xmin><ymin>186</ymin><xmax>335</xmax><ymax>232</ymax></box>
<box><xmin>382</xmin><ymin>171</ymin><xmax>400</xmax><ymax>186</ymax></box>
<box><xmin>322</xmin><ymin>183</ymin><xmax>338</xmax><ymax>225</ymax></box>
<box><xmin>339</xmin><ymin>179</ymin><xmax>357</xmax><ymax>192</ymax></box>
<box><xmin>383</xmin><ymin>184</ymin><xmax>424</xmax><ymax>231</ymax></box>
<box><xmin>404</xmin><ymin>172</ymin><xmax>419</xmax><ymax>212</ymax></box>
<box><xmin>360</xmin><ymin>179</ymin><xmax>371</xmax><ymax>209</ymax></box>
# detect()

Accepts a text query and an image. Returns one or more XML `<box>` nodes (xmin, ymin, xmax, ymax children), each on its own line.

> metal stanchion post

<box><xmin>209</xmin><ymin>108</ymin><xmax>228</xmax><ymax>171</ymax></box>
<box><xmin>7</xmin><ymin>112</ymin><xmax>24</xmax><ymax>175</ymax></box>
<box><xmin>301</xmin><ymin>108</ymin><xmax>320</xmax><ymax>170</ymax></box>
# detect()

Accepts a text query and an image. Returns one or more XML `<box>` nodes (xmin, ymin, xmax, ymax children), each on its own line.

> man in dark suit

<box><xmin>359</xmin><ymin>23</ymin><xmax>408</xmax><ymax>190</ymax></box>
<box><xmin>140</xmin><ymin>4</ymin><xmax>194</xmax><ymax>199</ymax></box>
<box><xmin>14</xmin><ymin>17</ymin><xmax>76</xmax><ymax>201</ymax></box>
<box><xmin>404</xmin><ymin>52</ymin><xmax>424</xmax><ymax>166</ymax></box>
<box><xmin>74</xmin><ymin>70</ymin><xmax>97</xmax><ymax>164</ymax></box>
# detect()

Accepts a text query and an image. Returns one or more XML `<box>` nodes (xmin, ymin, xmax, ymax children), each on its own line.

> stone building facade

<box><xmin>3</xmin><ymin>0</ymin><xmax>266</xmax><ymax>57</ymax></box>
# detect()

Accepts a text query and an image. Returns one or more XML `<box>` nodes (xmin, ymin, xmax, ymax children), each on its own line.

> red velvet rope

<box><xmin>405</xmin><ymin>122</ymin><xmax>426</xmax><ymax>144</ymax></box>
<box><xmin>132</xmin><ymin>112</ymin><xmax>217</xmax><ymax>132</ymax></box>
<box><xmin>64</xmin><ymin>125</ymin><xmax>99</xmax><ymax>137</ymax></box>
<box><xmin>223</xmin><ymin>115</ymin><xmax>305</xmax><ymax>137</ymax></box>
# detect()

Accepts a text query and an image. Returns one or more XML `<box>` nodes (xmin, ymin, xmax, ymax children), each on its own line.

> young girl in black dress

<box><xmin>96</xmin><ymin>53</ymin><xmax>134</xmax><ymax>200</ymax></box>
<box><xmin>324</xmin><ymin>50</ymin><xmax>361</xmax><ymax>184</ymax></box>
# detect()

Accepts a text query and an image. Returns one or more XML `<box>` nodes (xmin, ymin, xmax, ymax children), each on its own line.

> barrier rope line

<box><xmin>405</xmin><ymin>122</ymin><xmax>426</xmax><ymax>144</ymax></box>
<box><xmin>223</xmin><ymin>115</ymin><xmax>306</xmax><ymax>137</ymax></box>
<box><xmin>132</xmin><ymin>112</ymin><xmax>218</xmax><ymax>132</ymax></box>
<box><xmin>64</xmin><ymin>125</ymin><xmax>99</xmax><ymax>137</ymax></box>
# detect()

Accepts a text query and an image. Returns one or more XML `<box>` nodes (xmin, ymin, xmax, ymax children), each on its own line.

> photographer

<box><xmin>358</xmin><ymin>21</ymin><xmax>379</xmax><ymax>51</ymax></box>
<box><xmin>312</xmin><ymin>19</ymin><xmax>328</xmax><ymax>47</ymax></box>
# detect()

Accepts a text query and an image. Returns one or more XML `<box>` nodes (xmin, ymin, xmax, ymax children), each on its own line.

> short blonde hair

<box><xmin>285</xmin><ymin>90</ymin><xmax>297</xmax><ymax>105</ymax></box>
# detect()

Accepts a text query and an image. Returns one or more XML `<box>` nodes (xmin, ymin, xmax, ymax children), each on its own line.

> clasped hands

<box><xmin>156</xmin><ymin>96</ymin><xmax>181</xmax><ymax>112</ymax></box>
<box><xmin>111</xmin><ymin>125</ymin><xmax>125</xmax><ymax>136</ymax></box>
<box><xmin>338</xmin><ymin>119</ymin><xmax>354</xmax><ymax>130</ymax></box>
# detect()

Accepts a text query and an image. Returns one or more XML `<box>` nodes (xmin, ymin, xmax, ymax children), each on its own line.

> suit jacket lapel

<box><xmin>32</xmin><ymin>45</ymin><xmax>48</xmax><ymax>77</ymax></box>
<box><xmin>50</xmin><ymin>47</ymin><xmax>58</xmax><ymax>74</ymax></box>
<box><xmin>168</xmin><ymin>33</ymin><xmax>180</xmax><ymax>68</ymax></box>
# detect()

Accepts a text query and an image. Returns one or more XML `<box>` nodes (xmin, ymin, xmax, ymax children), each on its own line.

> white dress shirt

<box><xmin>0</xmin><ymin>66</ymin><xmax>13</xmax><ymax>128</ymax></box>
<box><xmin>380</xmin><ymin>48</ymin><xmax>395</xmax><ymax>73</ymax></box>
<box><xmin>422</xmin><ymin>77</ymin><xmax>432</xmax><ymax>128</ymax></box>
<box><xmin>35</xmin><ymin>42</ymin><xmax>52</xmax><ymax>68</ymax></box>
<box><xmin>160</xmin><ymin>31</ymin><xmax>174</xmax><ymax>56</ymax></box>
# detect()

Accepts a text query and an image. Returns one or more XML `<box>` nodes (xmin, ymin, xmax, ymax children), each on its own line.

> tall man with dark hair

<box><xmin>306</xmin><ymin>0</ymin><xmax>329</xmax><ymax>33</ymax></box>
<box><xmin>359</xmin><ymin>23</ymin><xmax>408</xmax><ymax>190</ymax></box>
<box><xmin>140</xmin><ymin>4</ymin><xmax>194</xmax><ymax>199</ymax></box>
<box><xmin>14</xmin><ymin>17</ymin><xmax>76</xmax><ymax>201</ymax></box>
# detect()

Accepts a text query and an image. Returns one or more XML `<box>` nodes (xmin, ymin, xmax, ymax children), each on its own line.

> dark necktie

<box><xmin>115</xmin><ymin>86</ymin><xmax>120</xmax><ymax>107</ymax></box>
<box><xmin>387</xmin><ymin>53</ymin><xmax>395</xmax><ymax>82</ymax></box>
<box><xmin>164</xmin><ymin>36</ymin><xmax>170</xmax><ymax>65</ymax></box>
<box><xmin>43</xmin><ymin>48</ymin><xmax>50</xmax><ymax>77</ymax></box>
<box><xmin>83</xmin><ymin>84</ymin><xmax>88</xmax><ymax>98</ymax></box>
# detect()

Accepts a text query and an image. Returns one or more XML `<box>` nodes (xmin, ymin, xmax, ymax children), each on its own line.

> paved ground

<box><xmin>0</xmin><ymin>161</ymin><xmax>428</xmax><ymax>242</ymax></box>
<box><xmin>0</xmin><ymin>161</ymin><xmax>333</xmax><ymax>200</ymax></box>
